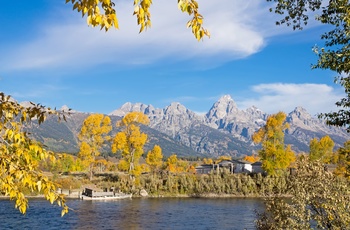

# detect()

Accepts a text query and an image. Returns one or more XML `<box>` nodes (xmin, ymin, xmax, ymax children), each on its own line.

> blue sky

<box><xmin>0</xmin><ymin>1</ymin><xmax>344</xmax><ymax>116</ymax></box>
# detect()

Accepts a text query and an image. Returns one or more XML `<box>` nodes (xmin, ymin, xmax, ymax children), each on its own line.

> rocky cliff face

<box><xmin>109</xmin><ymin>95</ymin><xmax>350</xmax><ymax>156</ymax></box>
<box><xmin>110</xmin><ymin>101</ymin><xmax>205</xmax><ymax>138</ymax></box>
<box><xmin>205</xmin><ymin>95</ymin><xmax>268</xmax><ymax>142</ymax></box>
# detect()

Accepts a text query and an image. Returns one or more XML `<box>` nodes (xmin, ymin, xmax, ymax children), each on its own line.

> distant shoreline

<box><xmin>0</xmin><ymin>193</ymin><xmax>290</xmax><ymax>199</ymax></box>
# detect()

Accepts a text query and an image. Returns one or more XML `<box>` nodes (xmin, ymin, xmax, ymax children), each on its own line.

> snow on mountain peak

<box><xmin>218</xmin><ymin>94</ymin><xmax>233</xmax><ymax>102</ymax></box>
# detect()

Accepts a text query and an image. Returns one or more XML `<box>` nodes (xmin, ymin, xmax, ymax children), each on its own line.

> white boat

<box><xmin>80</xmin><ymin>188</ymin><xmax>132</xmax><ymax>200</ymax></box>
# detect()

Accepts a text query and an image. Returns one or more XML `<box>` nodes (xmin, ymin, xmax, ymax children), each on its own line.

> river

<box><xmin>0</xmin><ymin>197</ymin><xmax>265</xmax><ymax>230</ymax></box>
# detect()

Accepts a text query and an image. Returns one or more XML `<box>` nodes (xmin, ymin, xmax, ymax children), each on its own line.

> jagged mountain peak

<box><xmin>165</xmin><ymin>102</ymin><xmax>189</xmax><ymax>114</ymax></box>
<box><xmin>20</xmin><ymin>101</ymin><xmax>33</xmax><ymax>108</ymax></box>
<box><xmin>205</xmin><ymin>95</ymin><xmax>240</xmax><ymax>128</ymax></box>
<box><xmin>216</xmin><ymin>95</ymin><xmax>237</xmax><ymax>110</ymax></box>
<box><xmin>245</xmin><ymin>105</ymin><xmax>264</xmax><ymax>114</ymax></box>
<box><xmin>286</xmin><ymin>106</ymin><xmax>334</xmax><ymax>136</ymax></box>
<box><xmin>244</xmin><ymin>106</ymin><xmax>267</xmax><ymax>124</ymax></box>
<box><xmin>109</xmin><ymin>102</ymin><xmax>154</xmax><ymax>117</ymax></box>
<box><xmin>218</xmin><ymin>94</ymin><xmax>234</xmax><ymax>102</ymax></box>
<box><xmin>59</xmin><ymin>105</ymin><xmax>79</xmax><ymax>113</ymax></box>
<box><xmin>248</xmin><ymin>105</ymin><xmax>260</xmax><ymax>111</ymax></box>
<box><xmin>289</xmin><ymin>106</ymin><xmax>313</xmax><ymax>120</ymax></box>
<box><xmin>60</xmin><ymin>105</ymin><xmax>70</xmax><ymax>111</ymax></box>
<box><xmin>293</xmin><ymin>106</ymin><xmax>309</xmax><ymax>113</ymax></box>
<box><xmin>168</xmin><ymin>102</ymin><xmax>185</xmax><ymax>108</ymax></box>
<box><xmin>163</xmin><ymin>102</ymin><xmax>203</xmax><ymax>122</ymax></box>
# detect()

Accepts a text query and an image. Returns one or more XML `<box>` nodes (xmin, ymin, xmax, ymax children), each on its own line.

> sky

<box><xmin>0</xmin><ymin>1</ymin><xmax>344</xmax><ymax>116</ymax></box>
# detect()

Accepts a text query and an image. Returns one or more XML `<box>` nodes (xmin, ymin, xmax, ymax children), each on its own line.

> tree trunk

<box><xmin>89</xmin><ymin>164</ymin><xmax>93</xmax><ymax>181</ymax></box>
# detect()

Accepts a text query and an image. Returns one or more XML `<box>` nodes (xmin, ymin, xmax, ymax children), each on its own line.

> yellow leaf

<box><xmin>49</xmin><ymin>193</ymin><xmax>55</xmax><ymax>204</ymax></box>
<box><xmin>95</xmin><ymin>6</ymin><xmax>100</xmax><ymax>14</ymax></box>
<box><xmin>87</xmin><ymin>15</ymin><xmax>92</xmax><ymax>25</ymax></box>
<box><xmin>37</xmin><ymin>181</ymin><xmax>42</xmax><ymax>192</ymax></box>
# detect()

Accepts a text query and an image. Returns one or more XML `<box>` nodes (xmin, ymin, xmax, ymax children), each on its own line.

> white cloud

<box><xmin>0</xmin><ymin>1</ymin><xmax>281</xmax><ymax>72</ymax></box>
<box><xmin>236</xmin><ymin>83</ymin><xmax>344</xmax><ymax>115</ymax></box>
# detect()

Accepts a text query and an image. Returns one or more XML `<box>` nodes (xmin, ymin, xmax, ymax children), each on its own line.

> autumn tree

<box><xmin>256</xmin><ymin>156</ymin><xmax>350</xmax><ymax>229</ymax></box>
<box><xmin>78</xmin><ymin>113</ymin><xmax>112</xmax><ymax>180</ymax></box>
<box><xmin>146</xmin><ymin>145</ymin><xmax>163</xmax><ymax>174</ymax></box>
<box><xmin>166</xmin><ymin>154</ymin><xmax>191</xmax><ymax>173</ymax></box>
<box><xmin>243</xmin><ymin>154</ymin><xmax>260</xmax><ymax>163</ymax></box>
<box><xmin>166</xmin><ymin>154</ymin><xmax>179</xmax><ymax>173</ymax></box>
<box><xmin>334</xmin><ymin>140</ymin><xmax>350</xmax><ymax>178</ymax></box>
<box><xmin>252</xmin><ymin>111</ymin><xmax>295</xmax><ymax>175</ymax></box>
<box><xmin>177</xmin><ymin>159</ymin><xmax>191</xmax><ymax>173</ymax></box>
<box><xmin>94</xmin><ymin>158</ymin><xmax>109</xmax><ymax>173</ymax></box>
<box><xmin>267</xmin><ymin>0</ymin><xmax>350</xmax><ymax>131</ymax></box>
<box><xmin>0</xmin><ymin>93</ymin><xmax>68</xmax><ymax>216</ymax></box>
<box><xmin>45</xmin><ymin>153</ymin><xmax>87</xmax><ymax>173</ymax></box>
<box><xmin>112</xmin><ymin>112</ymin><xmax>149</xmax><ymax>182</ymax></box>
<box><xmin>309</xmin><ymin>135</ymin><xmax>335</xmax><ymax>163</ymax></box>
<box><xmin>53</xmin><ymin>153</ymin><xmax>75</xmax><ymax>173</ymax></box>
<box><xmin>66</xmin><ymin>0</ymin><xmax>210</xmax><ymax>41</ymax></box>
<box><xmin>202</xmin><ymin>158</ymin><xmax>213</xmax><ymax>165</ymax></box>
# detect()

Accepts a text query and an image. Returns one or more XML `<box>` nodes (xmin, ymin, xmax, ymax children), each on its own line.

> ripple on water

<box><xmin>0</xmin><ymin>197</ymin><xmax>265</xmax><ymax>230</ymax></box>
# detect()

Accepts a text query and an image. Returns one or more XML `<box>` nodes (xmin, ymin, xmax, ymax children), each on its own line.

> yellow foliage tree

<box><xmin>243</xmin><ymin>154</ymin><xmax>260</xmax><ymax>163</ymax></box>
<box><xmin>146</xmin><ymin>145</ymin><xmax>163</xmax><ymax>174</ymax></box>
<box><xmin>117</xmin><ymin>159</ymin><xmax>129</xmax><ymax>172</ymax></box>
<box><xmin>71</xmin><ymin>158</ymin><xmax>86</xmax><ymax>172</ymax></box>
<box><xmin>55</xmin><ymin>153</ymin><xmax>75</xmax><ymax>172</ymax></box>
<box><xmin>252</xmin><ymin>111</ymin><xmax>296</xmax><ymax>175</ymax></box>
<box><xmin>94</xmin><ymin>158</ymin><xmax>109</xmax><ymax>172</ymax></box>
<box><xmin>141</xmin><ymin>163</ymin><xmax>151</xmax><ymax>174</ymax></box>
<box><xmin>166</xmin><ymin>154</ymin><xmax>179</xmax><ymax>173</ymax></box>
<box><xmin>78</xmin><ymin>114</ymin><xmax>112</xmax><ymax>180</ymax></box>
<box><xmin>112</xmin><ymin>112</ymin><xmax>149</xmax><ymax>182</ymax></box>
<box><xmin>177</xmin><ymin>159</ymin><xmax>189</xmax><ymax>173</ymax></box>
<box><xmin>187</xmin><ymin>163</ymin><xmax>196</xmax><ymax>174</ymax></box>
<box><xmin>309</xmin><ymin>135</ymin><xmax>334</xmax><ymax>163</ymax></box>
<box><xmin>0</xmin><ymin>92</ymin><xmax>68</xmax><ymax>216</ymax></box>
<box><xmin>202</xmin><ymin>158</ymin><xmax>213</xmax><ymax>165</ymax></box>
<box><xmin>66</xmin><ymin>0</ymin><xmax>210</xmax><ymax>40</ymax></box>
<box><xmin>166</xmin><ymin>154</ymin><xmax>190</xmax><ymax>173</ymax></box>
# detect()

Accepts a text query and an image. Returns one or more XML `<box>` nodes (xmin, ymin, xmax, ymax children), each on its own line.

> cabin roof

<box><xmin>230</xmin><ymin>159</ymin><xmax>251</xmax><ymax>165</ymax></box>
<box><xmin>195</xmin><ymin>164</ymin><xmax>213</xmax><ymax>169</ymax></box>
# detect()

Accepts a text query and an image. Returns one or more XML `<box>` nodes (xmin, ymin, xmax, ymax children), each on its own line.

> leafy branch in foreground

<box><xmin>0</xmin><ymin>92</ymin><xmax>69</xmax><ymax>216</ymax></box>
<box><xmin>256</xmin><ymin>156</ymin><xmax>350</xmax><ymax>229</ymax></box>
<box><xmin>66</xmin><ymin>0</ymin><xmax>210</xmax><ymax>40</ymax></box>
<box><xmin>267</xmin><ymin>0</ymin><xmax>350</xmax><ymax>131</ymax></box>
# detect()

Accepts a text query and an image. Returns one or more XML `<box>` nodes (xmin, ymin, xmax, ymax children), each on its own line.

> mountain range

<box><xmin>25</xmin><ymin>95</ymin><xmax>350</xmax><ymax>158</ymax></box>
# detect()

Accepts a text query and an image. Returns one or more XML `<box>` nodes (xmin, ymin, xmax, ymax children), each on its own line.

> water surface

<box><xmin>0</xmin><ymin>197</ymin><xmax>264</xmax><ymax>230</ymax></box>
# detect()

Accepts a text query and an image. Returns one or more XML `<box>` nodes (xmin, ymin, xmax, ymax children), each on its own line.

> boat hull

<box><xmin>80</xmin><ymin>194</ymin><xmax>132</xmax><ymax>200</ymax></box>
